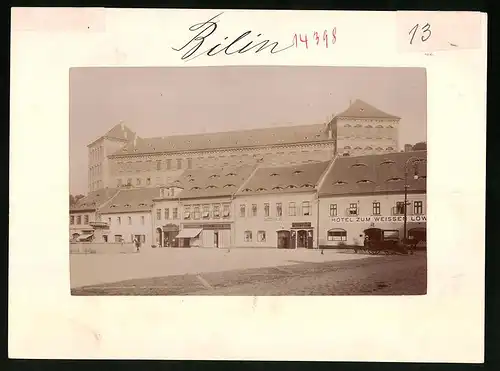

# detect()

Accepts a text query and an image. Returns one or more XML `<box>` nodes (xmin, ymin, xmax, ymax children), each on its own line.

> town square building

<box><xmin>152</xmin><ymin>165</ymin><xmax>255</xmax><ymax>248</ymax></box>
<box><xmin>233</xmin><ymin>161</ymin><xmax>332</xmax><ymax>249</ymax></box>
<box><xmin>86</xmin><ymin>99</ymin><xmax>400</xmax><ymax>193</ymax></box>
<box><xmin>69</xmin><ymin>188</ymin><xmax>119</xmax><ymax>241</ymax></box>
<box><xmin>317</xmin><ymin>151</ymin><xmax>427</xmax><ymax>248</ymax></box>
<box><xmin>98</xmin><ymin>187</ymin><xmax>161</xmax><ymax>247</ymax></box>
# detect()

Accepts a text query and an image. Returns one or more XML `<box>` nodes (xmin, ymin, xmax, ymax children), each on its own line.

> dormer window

<box><xmin>242</xmin><ymin>188</ymin><xmax>252</xmax><ymax>192</ymax></box>
<box><xmin>270</xmin><ymin>173</ymin><xmax>279</xmax><ymax>177</ymax></box>
<box><xmin>357</xmin><ymin>180</ymin><xmax>374</xmax><ymax>184</ymax></box>
<box><xmin>354</xmin><ymin>124</ymin><xmax>362</xmax><ymax>128</ymax></box>
<box><xmin>365</xmin><ymin>125</ymin><xmax>373</xmax><ymax>128</ymax></box>
<box><xmin>293</xmin><ymin>170</ymin><xmax>303</xmax><ymax>175</ymax></box>
<box><xmin>376</xmin><ymin>125</ymin><xmax>383</xmax><ymax>128</ymax></box>
<box><xmin>188</xmin><ymin>178</ymin><xmax>195</xmax><ymax>182</ymax></box>
<box><xmin>272</xmin><ymin>186</ymin><xmax>283</xmax><ymax>191</ymax></box>
<box><xmin>344</xmin><ymin>124</ymin><xmax>351</xmax><ymax>128</ymax></box>
<box><xmin>351</xmin><ymin>163</ymin><xmax>368</xmax><ymax>168</ymax></box>
<box><xmin>191</xmin><ymin>186</ymin><xmax>201</xmax><ymax>191</ymax></box>
<box><xmin>138</xmin><ymin>203</ymin><xmax>147</xmax><ymax>207</ymax></box>
<box><xmin>286</xmin><ymin>185</ymin><xmax>297</xmax><ymax>189</ymax></box>
<box><xmin>387</xmin><ymin>177</ymin><xmax>403</xmax><ymax>182</ymax></box>
<box><xmin>376</xmin><ymin>147</ymin><xmax>384</xmax><ymax>151</ymax></box>
<box><xmin>334</xmin><ymin>181</ymin><xmax>348</xmax><ymax>186</ymax></box>
<box><xmin>387</xmin><ymin>125</ymin><xmax>394</xmax><ymax>128</ymax></box>
<box><xmin>354</xmin><ymin>146</ymin><xmax>363</xmax><ymax>150</ymax></box>
<box><xmin>256</xmin><ymin>187</ymin><xmax>266</xmax><ymax>192</ymax></box>
<box><xmin>224</xmin><ymin>184</ymin><xmax>236</xmax><ymax>188</ymax></box>
<box><xmin>226</xmin><ymin>172</ymin><xmax>236</xmax><ymax>177</ymax></box>
<box><xmin>366</xmin><ymin>146</ymin><xmax>373</xmax><ymax>150</ymax></box>
<box><xmin>344</xmin><ymin>146</ymin><xmax>352</xmax><ymax>150</ymax></box>
<box><xmin>387</xmin><ymin>147</ymin><xmax>395</xmax><ymax>151</ymax></box>
<box><xmin>124</xmin><ymin>204</ymin><xmax>131</xmax><ymax>208</ymax></box>
<box><xmin>206</xmin><ymin>185</ymin><xmax>217</xmax><ymax>189</ymax></box>
<box><xmin>380</xmin><ymin>160</ymin><xmax>396</xmax><ymax>165</ymax></box>
<box><xmin>209</xmin><ymin>174</ymin><xmax>220</xmax><ymax>179</ymax></box>
<box><xmin>301</xmin><ymin>184</ymin><xmax>314</xmax><ymax>188</ymax></box>
<box><xmin>110</xmin><ymin>204</ymin><xmax>117</xmax><ymax>208</ymax></box>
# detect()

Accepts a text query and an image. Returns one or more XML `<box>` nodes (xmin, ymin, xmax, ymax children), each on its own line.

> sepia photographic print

<box><xmin>69</xmin><ymin>66</ymin><xmax>427</xmax><ymax>296</ymax></box>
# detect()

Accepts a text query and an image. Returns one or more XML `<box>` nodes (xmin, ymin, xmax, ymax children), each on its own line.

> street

<box><xmin>71</xmin><ymin>252</ymin><xmax>426</xmax><ymax>296</ymax></box>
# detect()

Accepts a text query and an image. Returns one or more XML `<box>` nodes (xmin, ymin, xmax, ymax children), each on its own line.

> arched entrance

<box><xmin>277</xmin><ymin>230</ymin><xmax>292</xmax><ymax>249</ymax></box>
<box><xmin>156</xmin><ymin>227</ymin><xmax>163</xmax><ymax>247</ymax></box>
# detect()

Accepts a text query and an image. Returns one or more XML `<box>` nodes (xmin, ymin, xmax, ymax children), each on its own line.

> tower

<box><xmin>87</xmin><ymin>121</ymin><xmax>136</xmax><ymax>193</ymax></box>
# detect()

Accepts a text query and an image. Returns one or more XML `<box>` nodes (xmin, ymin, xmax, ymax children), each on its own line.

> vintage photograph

<box><xmin>69</xmin><ymin>66</ymin><xmax>427</xmax><ymax>295</ymax></box>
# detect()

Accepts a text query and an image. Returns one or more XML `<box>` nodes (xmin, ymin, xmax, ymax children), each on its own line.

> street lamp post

<box><xmin>403</xmin><ymin>157</ymin><xmax>426</xmax><ymax>244</ymax></box>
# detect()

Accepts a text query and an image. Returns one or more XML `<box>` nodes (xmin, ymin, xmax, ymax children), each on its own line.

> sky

<box><xmin>70</xmin><ymin>66</ymin><xmax>427</xmax><ymax>195</ymax></box>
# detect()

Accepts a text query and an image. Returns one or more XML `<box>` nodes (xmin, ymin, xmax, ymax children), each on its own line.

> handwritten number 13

<box><xmin>409</xmin><ymin>23</ymin><xmax>432</xmax><ymax>44</ymax></box>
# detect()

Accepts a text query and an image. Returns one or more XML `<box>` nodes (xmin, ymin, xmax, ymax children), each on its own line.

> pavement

<box><xmin>69</xmin><ymin>247</ymin><xmax>380</xmax><ymax>289</ymax></box>
<box><xmin>71</xmin><ymin>249</ymin><xmax>426</xmax><ymax>295</ymax></box>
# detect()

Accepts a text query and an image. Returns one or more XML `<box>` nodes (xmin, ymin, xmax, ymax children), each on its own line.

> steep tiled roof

<box><xmin>176</xmin><ymin>165</ymin><xmax>256</xmax><ymax>199</ymax></box>
<box><xmin>104</xmin><ymin>122</ymin><xmax>136</xmax><ymax>141</ymax></box>
<box><xmin>318</xmin><ymin>151</ymin><xmax>427</xmax><ymax>197</ymax></box>
<box><xmin>70</xmin><ymin>188</ymin><xmax>119</xmax><ymax>211</ymax></box>
<box><xmin>110</xmin><ymin>124</ymin><xmax>331</xmax><ymax>156</ymax></box>
<box><xmin>336</xmin><ymin>99</ymin><xmax>400</xmax><ymax>120</ymax></box>
<box><xmin>99</xmin><ymin>187</ymin><xmax>161</xmax><ymax>214</ymax></box>
<box><xmin>236</xmin><ymin>161</ymin><xmax>331</xmax><ymax>196</ymax></box>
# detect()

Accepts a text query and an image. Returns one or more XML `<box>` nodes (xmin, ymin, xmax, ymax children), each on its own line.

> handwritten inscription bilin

<box><xmin>172</xmin><ymin>13</ymin><xmax>294</xmax><ymax>61</ymax></box>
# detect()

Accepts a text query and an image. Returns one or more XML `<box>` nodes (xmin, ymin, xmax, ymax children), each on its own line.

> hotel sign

<box><xmin>291</xmin><ymin>222</ymin><xmax>312</xmax><ymax>229</ymax></box>
<box><xmin>331</xmin><ymin>215</ymin><xmax>427</xmax><ymax>223</ymax></box>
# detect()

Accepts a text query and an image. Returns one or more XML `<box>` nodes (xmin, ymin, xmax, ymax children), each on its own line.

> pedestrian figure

<box><xmin>134</xmin><ymin>237</ymin><xmax>140</xmax><ymax>253</ymax></box>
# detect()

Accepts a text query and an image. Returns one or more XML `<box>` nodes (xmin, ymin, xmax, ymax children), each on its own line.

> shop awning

<box><xmin>175</xmin><ymin>228</ymin><xmax>202</xmax><ymax>239</ymax></box>
<box><xmin>77</xmin><ymin>233</ymin><xmax>94</xmax><ymax>241</ymax></box>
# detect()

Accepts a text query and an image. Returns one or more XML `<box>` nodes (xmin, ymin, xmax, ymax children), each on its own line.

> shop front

<box><xmin>276</xmin><ymin>222</ymin><xmax>314</xmax><ymax>249</ymax></box>
<box><xmin>162</xmin><ymin>223</ymin><xmax>180</xmax><ymax>247</ymax></box>
<box><xmin>179</xmin><ymin>223</ymin><xmax>232</xmax><ymax>248</ymax></box>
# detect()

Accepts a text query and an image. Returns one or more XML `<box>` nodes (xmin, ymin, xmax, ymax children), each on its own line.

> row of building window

<box><xmin>182</xmin><ymin>204</ymin><xmax>231</xmax><ymax>220</ymax></box>
<box><xmin>70</xmin><ymin>215</ymin><xmax>89</xmax><ymax>225</ymax></box>
<box><xmin>107</xmin><ymin>216</ymin><xmax>146</xmax><ymax>226</ymax></box>
<box><xmin>328</xmin><ymin>201</ymin><xmax>424</xmax><ymax>217</ymax></box>
<box><xmin>155</xmin><ymin>158</ymin><xmax>192</xmax><ymax>171</ymax></box>
<box><xmin>240</xmin><ymin>201</ymin><xmax>311</xmax><ymax>218</ymax></box>
<box><xmin>156</xmin><ymin>207</ymin><xmax>180</xmax><ymax>220</ymax></box>
<box><xmin>90</xmin><ymin>180</ymin><xmax>103</xmax><ymax>191</ymax></box>
<box><xmin>244</xmin><ymin>230</ymin><xmax>267</xmax><ymax>243</ymax></box>
<box><xmin>90</xmin><ymin>146</ymin><xmax>103</xmax><ymax>164</ymax></box>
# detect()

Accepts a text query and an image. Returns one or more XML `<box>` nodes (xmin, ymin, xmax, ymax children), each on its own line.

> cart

<box><xmin>354</xmin><ymin>228</ymin><xmax>409</xmax><ymax>255</ymax></box>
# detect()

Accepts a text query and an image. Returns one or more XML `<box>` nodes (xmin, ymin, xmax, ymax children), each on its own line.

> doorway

<box><xmin>214</xmin><ymin>231</ymin><xmax>219</xmax><ymax>248</ymax></box>
<box><xmin>182</xmin><ymin>238</ymin><xmax>190</xmax><ymax>248</ymax></box>
<box><xmin>297</xmin><ymin>230</ymin><xmax>307</xmax><ymax>248</ymax></box>
<box><xmin>156</xmin><ymin>227</ymin><xmax>162</xmax><ymax>247</ymax></box>
<box><xmin>277</xmin><ymin>230</ymin><xmax>291</xmax><ymax>249</ymax></box>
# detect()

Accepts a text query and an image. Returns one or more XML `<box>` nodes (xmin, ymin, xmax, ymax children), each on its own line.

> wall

<box><xmin>108</xmin><ymin>142</ymin><xmax>335</xmax><ymax>188</ymax></box>
<box><xmin>152</xmin><ymin>198</ymin><xmax>183</xmax><ymax>246</ymax></box>
<box><xmin>233</xmin><ymin>192</ymin><xmax>318</xmax><ymax>248</ymax></box>
<box><xmin>70</xmin><ymin>242</ymin><xmax>136</xmax><ymax>254</ymax></box>
<box><xmin>101</xmin><ymin>211</ymin><xmax>154</xmax><ymax>247</ymax></box>
<box><xmin>318</xmin><ymin>192</ymin><xmax>427</xmax><ymax>247</ymax></box>
<box><xmin>336</xmin><ymin>118</ymin><xmax>399</xmax><ymax>156</ymax></box>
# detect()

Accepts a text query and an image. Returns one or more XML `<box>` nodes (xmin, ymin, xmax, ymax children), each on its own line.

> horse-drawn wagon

<box><xmin>354</xmin><ymin>228</ymin><xmax>410</xmax><ymax>255</ymax></box>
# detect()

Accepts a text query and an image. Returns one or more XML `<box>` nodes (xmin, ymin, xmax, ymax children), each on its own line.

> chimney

<box><xmin>133</xmin><ymin>137</ymin><xmax>137</xmax><ymax>147</ymax></box>
<box><xmin>120</xmin><ymin>120</ymin><xmax>124</xmax><ymax>130</ymax></box>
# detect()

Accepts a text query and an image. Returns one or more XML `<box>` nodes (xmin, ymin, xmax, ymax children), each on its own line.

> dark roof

<box><xmin>176</xmin><ymin>165</ymin><xmax>256</xmax><ymax>199</ymax></box>
<box><xmin>318</xmin><ymin>151</ymin><xmax>427</xmax><ymax>197</ymax></box>
<box><xmin>236</xmin><ymin>161</ymin><xmax>331</xmax><ymax>196</ymax></box>
<box><xmin>99</xmin><ymin>187</ymin><xmax>161</xmax><ymax>214</ymax></box>
<box><xmin>70</xmin><ymin>188</ymin><xmax>119</xmax><ymax>211</ymax></box>
<box><xmin>336</xmin><ymin>99</ymin><xmax>400</xmax><ymax>120</ymax></box>
<box><xmin>110</xmin><ymin>124</ymin><xmax>331</xmax><ymax>156</ymax></box>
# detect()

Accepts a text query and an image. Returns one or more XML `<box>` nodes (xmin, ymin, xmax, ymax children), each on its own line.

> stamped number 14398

<box><xmin>293</xmin><ymin>28</ymin><xmax>337</xmax><ymax>49</ymax></box>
